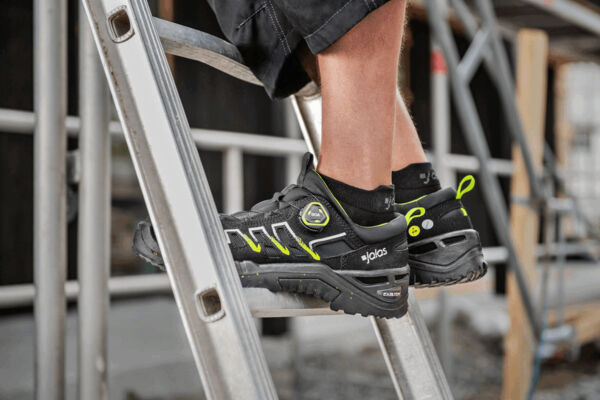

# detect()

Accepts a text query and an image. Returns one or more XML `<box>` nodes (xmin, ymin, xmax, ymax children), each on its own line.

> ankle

<box><xmin>318</xmin><ymin>173</ymin><xmax>395</xmax><ymax>226</ymax></box>
<box><xmin>392</xmin><ymin>163</ymin><xmax>441</xmax><ymax>203</ymax></box>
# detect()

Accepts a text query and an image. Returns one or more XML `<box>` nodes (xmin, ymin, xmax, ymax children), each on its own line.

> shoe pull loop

<box><xmin>405</xmin><ymin>207</ymin><xmax>426</xmax><ymax>225</ymax></box>
<box><xmin>456</xmin><ymin>175</ymin><xmax>475</xmax><ymax>200</ymax></box>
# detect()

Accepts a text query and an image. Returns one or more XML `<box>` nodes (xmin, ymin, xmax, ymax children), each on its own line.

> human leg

<box><xmin>316</xmin><ymin>0</ymin><xmax>407</xmax><ymax>190</ymax></box>
<box><xmin>391</xmin><ymin>91</ymin><xmax>428</xmax><ymax>171</ymax></box>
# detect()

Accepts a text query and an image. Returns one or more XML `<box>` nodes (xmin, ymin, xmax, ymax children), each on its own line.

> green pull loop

<box><xmin>456</xmin><ymin>175</ymin><xmax>475</xmax><ymax>200</ymax></box>
<box><xmin>405</xmin><ymin>207</ymin><xmax>425</xmax><ymax>225</ymax></box>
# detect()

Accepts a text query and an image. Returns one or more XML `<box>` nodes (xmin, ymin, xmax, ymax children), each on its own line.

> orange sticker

<box><xmin>431</xmin><ymin>50</ymin><xmax>447</xmax><ymax>75</ymax></box>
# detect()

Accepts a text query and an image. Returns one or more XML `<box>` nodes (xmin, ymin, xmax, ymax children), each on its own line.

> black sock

<box><xmin>392</xmin><ymin>162</ymin><xmax>441</xmax><ymax>203</ymax></box>
<box><xmin>319</xmin><ymin>173</ymin><xmax>395</xmax><ymax>226</ymax></box>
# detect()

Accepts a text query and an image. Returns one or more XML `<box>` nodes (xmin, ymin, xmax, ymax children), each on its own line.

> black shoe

<box><xmin>394</xmin><ymin>175</ymin><xmax>487</xmax><ymax>287</ymax></box>
<box><xmin>134</xmin><ymin>153</ymin><xmax>409</xmax><ymax>318</ymax></box>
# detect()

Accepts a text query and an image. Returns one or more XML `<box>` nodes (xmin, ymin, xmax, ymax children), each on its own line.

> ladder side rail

<box><xmin>291</xmin><ymin>88</ymin><xmax>322</xmax><ymax>156</ymax></box>
<box><xmin>431</xmin><ymin>0</ymin><xmax>455</xmax><ymax>375</ymax></box>
<box><xmin>292</xmin><ymin>91</ymin><xmax>453</xmax><ymax>400</ymax></box>
<box><xmin>424</xmin><ymin>0</ymin><xmax>541</xmax><ymax>337</ymax></box>
<box><xmin>373</xmin><ymin>294</ymin><xmax>454</xmax><ymax>400</ymax></box>
<box><xmin>82</xmin><ymin>1</ymin><xmax>277</xmax><ymax>399</ymax></box>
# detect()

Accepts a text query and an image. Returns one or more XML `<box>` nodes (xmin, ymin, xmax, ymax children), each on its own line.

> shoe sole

<box><xmin>132</xmin><ymin>221</ymin><xmax>165</xmax><ymax>268</ymax></box>
<box><xmin>237</xmin><ymin>261</ymin><xmax>409</xmax><ymax>319</ymax></box>
<box><xmin>408</xmin><ymin>229</ymin><xmax>487</xmax><ymax>288</ymax></box>
<box><xmin>136</xmin><ymin>254</ymin><xmax>409</xmax><ymax>318</ymax></box>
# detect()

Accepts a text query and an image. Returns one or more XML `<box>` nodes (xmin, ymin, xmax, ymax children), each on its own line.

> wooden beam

<box><xmin>554</xmin><ymin>63</ymin><xmax>577</xmax><ymax>237</ymax></box>
<box><xmin>502</xmin><ymin>29</ymin><xmax>549</xmax><ymax>400</ymax></box>
<box><xmin>554</xmin><ymin>64</ymin><xmax>574</xmax><ymax>169</ymax></box>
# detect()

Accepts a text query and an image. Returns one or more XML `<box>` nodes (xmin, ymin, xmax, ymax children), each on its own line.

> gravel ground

<box><xmin>120</xmin><ymin>316</ymin><xmax>600</xmax><ymax>400</ymax></box>
<box><xmin>5</xmin><ymin>296</ymin><xmax>595</xmax><ymax>400</ymax></box>
<box><xmin>279</xmin><ymin>322</ymin><xmax>600</xmax><ymax>400</ymax></box>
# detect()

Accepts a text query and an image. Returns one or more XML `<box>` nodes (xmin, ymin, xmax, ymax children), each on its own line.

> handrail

<box><xmin>0</xmin><ymin>107</ymin><xmax>514</xmax><ymax>174</ymax></box>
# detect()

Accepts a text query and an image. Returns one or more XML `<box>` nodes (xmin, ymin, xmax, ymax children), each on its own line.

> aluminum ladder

<box><xmin>82</xmin><ymin>1</ymin><xmax>453</xmax><ymax>398</ymax></box>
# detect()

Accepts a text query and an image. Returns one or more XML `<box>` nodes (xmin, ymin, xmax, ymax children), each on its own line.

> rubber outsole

<box><xmin>408</xmin><ymin>229</ymin><xmax>487</xmax><ymax>288</ymax></box>
<box><xmin>236</xmin><ymin>261</ymin><xmax>409</xmax><ymax>319</ymax></box>
<box><xmin>132</xmin><ymin>221</ymin><xmax>164</xmax><ymax>268</ymax></box>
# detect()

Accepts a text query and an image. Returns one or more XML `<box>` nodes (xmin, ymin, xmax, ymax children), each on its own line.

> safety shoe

<box><xmin>134</xmin><ymin>153</ymin><xmax>410</xmax><ymax>318</ymax></box>
<box><xmin>394</xmin><ymin>175</ymin><xmax>487</xmax><ymax>287</ymax></box>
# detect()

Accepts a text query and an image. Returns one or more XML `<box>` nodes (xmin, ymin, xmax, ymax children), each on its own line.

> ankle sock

<box><xmin>319</xmin><ymin>173</ymin><xmax>395</xmax><ymax>226</ymax></box>
<box><xmin>392</xmin><ymin>162</ymin><xmax>441</xmax><ymax>203</ymax></box>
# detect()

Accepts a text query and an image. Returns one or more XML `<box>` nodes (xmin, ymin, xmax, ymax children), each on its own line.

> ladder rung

<box><xmin>244</xmin><ymin>288</ymin><xmax>340</xmax><ymax>318</ymax></box>
<box><xmin>154</xmin><ymin>17</ymin><xmax>262</xmax><ymax>86</ymax></box>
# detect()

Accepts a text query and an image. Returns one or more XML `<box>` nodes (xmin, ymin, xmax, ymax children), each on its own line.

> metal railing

<box><xmin>2</xmin><ymin>103</ymin><xmax>597</xmax><ymax>310</ymax></box>
<box><xmin>3</xmin><ymin>99</ymin><xmax>599</xmax><ymax>309</ymax></box>
<box><xmin>0</xmin><ymin>103</ymin><xmax>517</xmax><ymax>310</ymax></box>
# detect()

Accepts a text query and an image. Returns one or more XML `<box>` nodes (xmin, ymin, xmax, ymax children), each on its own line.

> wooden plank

<box><xmin>554</xmin><ymin>64</ymin><xmax>574</xmax><ymax>170</ymax></box>
<box><xmin>548</xmin><ymin>301</ymin><xmax>600</xmax><ymax>345</ymax></box>
<box><xmin>502</xmin><ymin>29</ymin><xmax>549</xmax><ymax>400</ymax></box>
<box><xmin>414</xmin><ymin>276</ymin><xmax>491</xmax><ymax>300</ymax></box>
<box><xmin>574</xmin><ymin>306</ymin><xmax>600</xmax><ymax>344</ymax></box>
<box><xmin>554</xmin><ymin>64</ymin><xmax>577</xmax><ymax>237</ymax></box>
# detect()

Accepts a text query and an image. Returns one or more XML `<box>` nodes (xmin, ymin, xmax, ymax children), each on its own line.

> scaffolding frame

<box><xmin>425</xmin><ymin>0</ymin><xmax>546</xmax><ymax>337</ymax></box>
<box><xmin>1</xmin><ymin>0</ymin><xmax>600</xmax><ymax>399</ymax></box>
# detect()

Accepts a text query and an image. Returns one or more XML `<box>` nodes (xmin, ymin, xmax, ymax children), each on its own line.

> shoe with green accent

<box><xmin>394</xmin><ymin>175</ymin><xmax>487</xmax><ymax>287</ymax></box>
<box><xmin>133</xmin><ymin>153</ymin><xmax>410</xmax><ymax>318</ymax></box>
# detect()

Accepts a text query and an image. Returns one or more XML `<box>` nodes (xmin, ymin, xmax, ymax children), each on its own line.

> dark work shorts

<box><xmin>205</xmin><ymin>0</ymin><xmax>391</xmax><ymax>98</ymax></box>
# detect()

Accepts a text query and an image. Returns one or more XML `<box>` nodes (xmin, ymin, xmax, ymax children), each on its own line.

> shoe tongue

<box><xmin>295</xmin><ymin>152</ymin><xmax>331</xmax><ymax>198</ymax></box>
<box><xmin>296</xmin><ymin>152</ymin><xmax>315</xmax><ymax>186</ymax></box>
<box><xmin>244</xmin><ymin>153</ymin><xmax>317</xmax><ymax>215</ymax></box>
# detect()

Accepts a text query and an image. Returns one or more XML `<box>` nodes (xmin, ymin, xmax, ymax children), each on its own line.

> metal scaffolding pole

<box><xmin>33</xmin><ymin>0</ymin><xmax>68</xmax><ymax>399</ymax></box>
<box><xmin>430</xmin><ymin>0</ymin><xmax>454</xmax><ymax>375</ymax></box>
<box><xmin>77</xmin><ymin>4</ymin><xmax>111</xmax><ymax>399</ymax></box>
<box><xmin>223</xmin><ymin>147</ymin><xmax>244</xmax><ymax>214</ymax></box>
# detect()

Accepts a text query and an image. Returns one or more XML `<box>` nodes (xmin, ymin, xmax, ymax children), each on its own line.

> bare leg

<box><xmin>317</xmin><ymin>0</ymin><xmax>407</xmax><ymax>190</ymax></box>
<box><xmin>392</xmin><ymin>91</ymin><xmax>427</xmax><ymax>171</ymax></box>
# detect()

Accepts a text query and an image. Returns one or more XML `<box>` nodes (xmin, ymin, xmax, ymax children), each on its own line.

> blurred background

<box><xmin>1</xmin><ymin>0</ymin><xmax>600</xmax><ymax>399</ymax></box>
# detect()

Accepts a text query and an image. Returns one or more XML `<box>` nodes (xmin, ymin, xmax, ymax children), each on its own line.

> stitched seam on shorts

<box><xmin>236</xmin><ymin>3</ymin><xmax>268</xmax><ymax>30</ymax></box>
<box><xmin>266</xmin><ymin>0</ymin><xmax>292</xmax><ymax>54</ymax></box>
<box><xmin>362</xmin><ymin>0</ymin><xmax>372</xmax><ymax>11</ymax></box>
<box><xmin>370</xmin><ymin>0</ymin><xmax>378</xmax><ymax>9</ymax></box>
<box><xmin>305</xmin><ymin>0</ymin><xmax>357</xmax><ymax>40</ymax></box>
<box><xmin>264</xmin><ymin>4</ymin><xmax>288</xmax><ymax>55</ymax></box>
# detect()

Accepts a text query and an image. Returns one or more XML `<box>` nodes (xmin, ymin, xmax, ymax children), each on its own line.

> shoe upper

<box><xmin>394</xmin><ymin>179</ymin><xmax>474</xmax><ymax>245</ymax></box>
<box><xmin>135</xmin><ymin>153</ymin><xmax>408</xmax><ymax>272</ymax></box>
<box><xmin>220</xmin><ymin>153</ymin><xmax>407</xmax><ymax>271</ymax></box>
